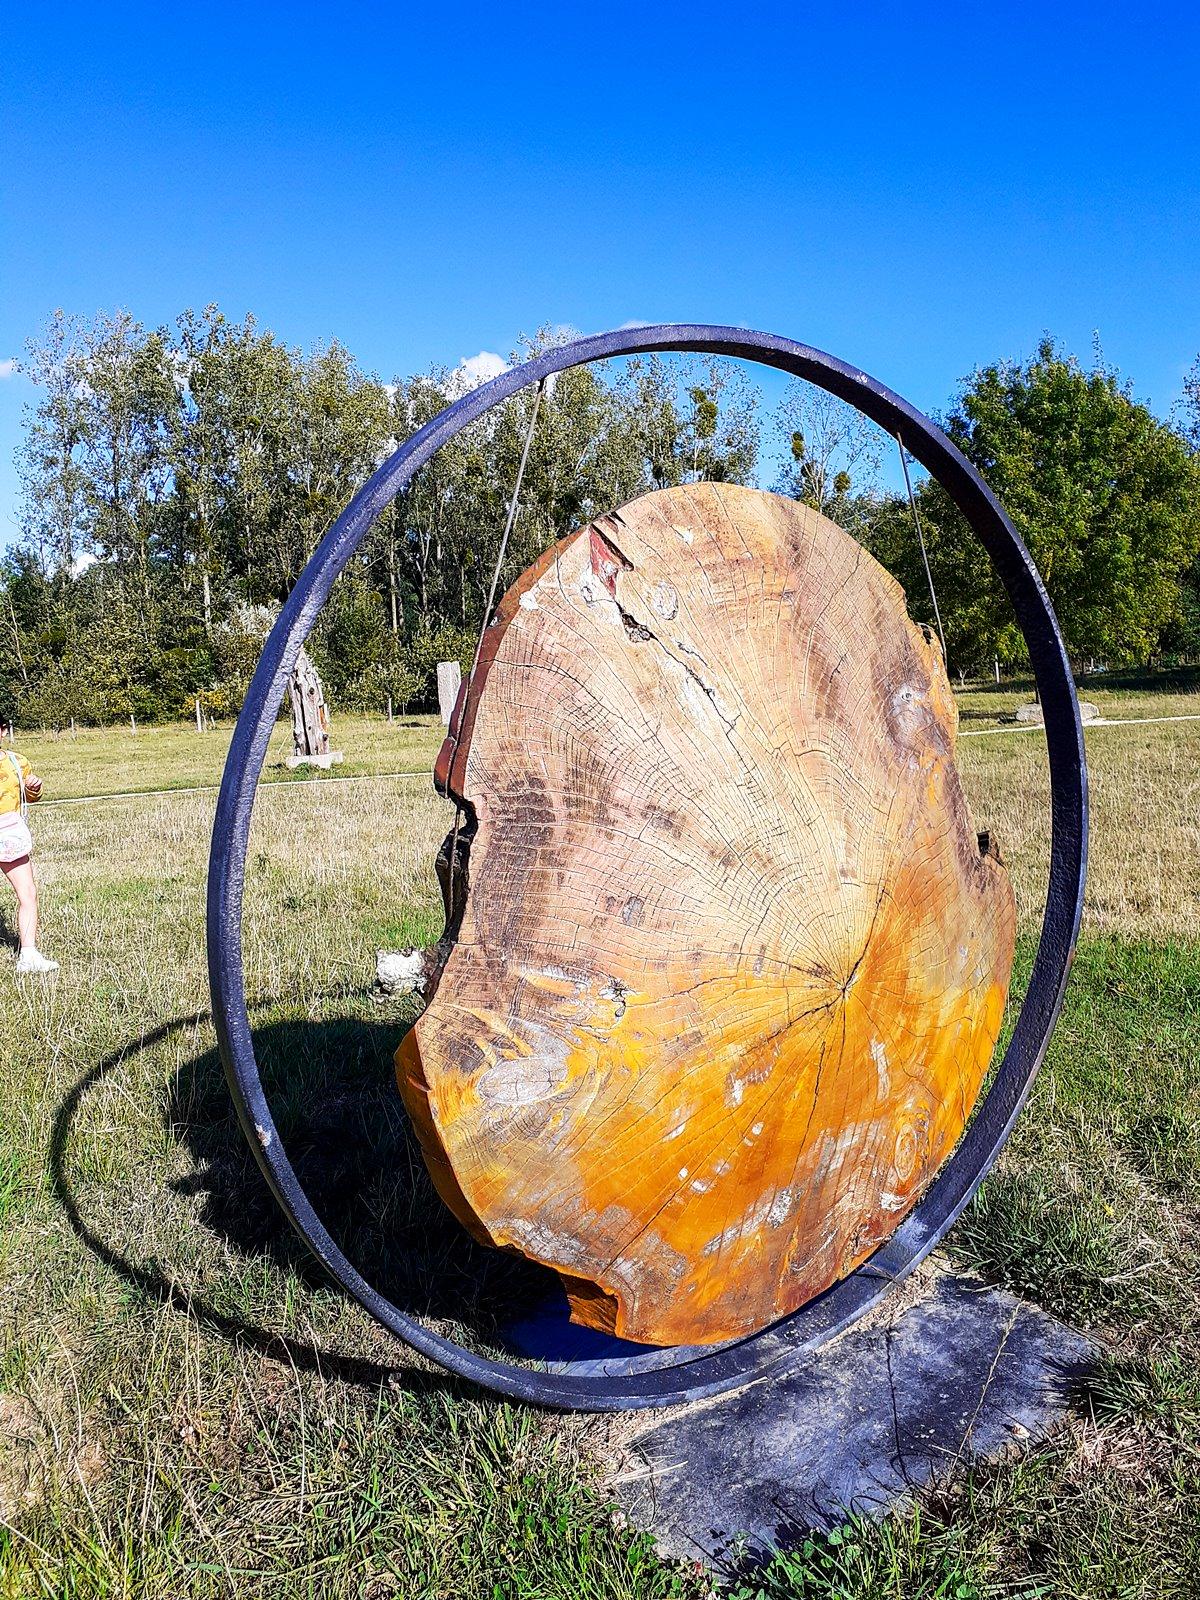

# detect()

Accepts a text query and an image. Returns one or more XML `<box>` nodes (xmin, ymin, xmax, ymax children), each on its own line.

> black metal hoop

<box><xmin>206</xmin><ymin>325</ymin><xmax>1088</xmax><ymax>1410</ymax></box>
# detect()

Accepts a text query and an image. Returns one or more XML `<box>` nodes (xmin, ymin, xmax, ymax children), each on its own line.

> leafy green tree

<box><xmin>619</xmin><ymin>354</ymin><xmax>759</xmax><ymax>491</ymax></box>
<box><xmin>935</xmin><ymin>338</ymin><xmax>1200</xmax><ymax>666</ymax></box>
<box><xmin>380</xmin><ymin>339</ymin><xmax>760</xmax><ymax>651</ymax></box>
<box><xmin>0</xmin><ymin>549</ymin><xmax>53</xmax><ymax>712</ymax></box>
<box><xmin>1157</xmin><ymin>574</ymin><xmax>1200</xmax><ymax>661</ymax></box>
<box><xmin>168</xmin><ymin>306</ymin><xmax>257</xmax><ymax>634</ymax></box>
<box><xmin>15</xmin><ymin>311</ymin><xmax>91</xmax><ymax>587</ymax></box>
<box><xmin>171</xmin><ymin>309</ymin><xmax>307</xmax><ymax>609</ymax></box>
<box><xmin>775</xmin><ymin>383</ymin><xmax>884</xmax><ymax>521</ymax></box>
<box><xmin>1170</xmin><ymin>353</ymin><xmax>1200</xmax><ymax>660</ymax></box>
<box><xmin>1178</xmin><ymin>352</ymin><xmax>1200</xmax><ymax>453</ymax></box>
<box><xmin>71</xmin><ymin>311</ymin><xmax>179</xmax><ymax>614</ymax></box>
<box><xmin>314</xmin><ymin>571</ymin><xmax>391</xmax><ymax>708</ymax></box>
<box><xmin>278</xmin><ymin>341</ymin><xmax>391</xmax><ymax>595</ymax></box>
<box><xmin>857</xmin><ymin>490</ymin><xmax>1020</xmax><ymax>674</ymax></box>
<box><xmin>8</xmin><ymin>309</ymin><xmax>763</xmax><ymax>723</ymax></box>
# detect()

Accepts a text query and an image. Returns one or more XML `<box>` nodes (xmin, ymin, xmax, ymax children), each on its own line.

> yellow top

<box><xmin>0</xmin><ymin>751</ymin><xmax>38</xmax><ymax>817</ymax></box>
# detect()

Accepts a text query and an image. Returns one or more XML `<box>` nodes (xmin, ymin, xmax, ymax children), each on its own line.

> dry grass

<box><xmin>0</xmin><ymin>694</ymin><xmax>1197</xmax><ymax>1597</ymax></box>
<box><xmin>15</xmin><ymin>714</ymin><xmax>445</xmax><ymax>801</ymax></box>
<box><xmin>1</xmin><ymin>770</ymin><xmax>699</xmax><ymax>1596</ymax></box>
<box><xmin>958</xmin><ymin>717</ymin><xmax>1200</xmax><ymax>940</ymax></box>
<box><xmin>956</xmin><ymin>667</ymin><xmax>1200</xmax><ymax>732</ymax></box>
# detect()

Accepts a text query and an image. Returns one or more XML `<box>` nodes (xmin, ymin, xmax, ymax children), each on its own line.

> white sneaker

<box><xmin>15</xmin><ymin>948</ymin><xmax>58</xmax><ymax>975</ymax></box>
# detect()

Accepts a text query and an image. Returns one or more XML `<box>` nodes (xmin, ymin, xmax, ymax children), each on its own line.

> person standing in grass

<box><xmin>0</xmin><ymin>745</ymin><xmax>58</xmax><ymax>975</ymax></box>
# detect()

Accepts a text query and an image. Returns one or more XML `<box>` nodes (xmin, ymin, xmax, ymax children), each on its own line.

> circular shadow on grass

<box><xmin>166</xmin><ymin>1009</ymin><xmax>561</xmax><ymax>1338</ymax></box>
<box><xmin>48</xmin><ymin>1009</ymin><xmax>559</xmax><ymax>1392</ymax></box>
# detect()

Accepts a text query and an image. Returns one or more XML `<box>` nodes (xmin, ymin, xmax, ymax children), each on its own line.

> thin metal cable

<box><xmin>445</xmin><ymin>376</ymin><xmax>547</xmax><ymax>874</ymax></box>
<box><xmin>466</xmin><ymin>376</ymin><xmax>548</xmax><ymax>702</ymax></box>
<box><xmin>896</xmin><ymin>434</ymin><xmax>947</xmax><ymax>666</ymax></box>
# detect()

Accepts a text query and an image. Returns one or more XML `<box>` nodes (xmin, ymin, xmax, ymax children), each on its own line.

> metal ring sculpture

<box><xmin>207</xmin><ymin>325</ymin><xmax>1088</xmax><ymax>1411</ymax></box>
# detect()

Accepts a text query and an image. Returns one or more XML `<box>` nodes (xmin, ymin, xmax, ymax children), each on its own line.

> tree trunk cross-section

<box><xmin>396</xmin><ymin>483</ymin><xmax>1016</xmax><ymax>1347</ymax></box>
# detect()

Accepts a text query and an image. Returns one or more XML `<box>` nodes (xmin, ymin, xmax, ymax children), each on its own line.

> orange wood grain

<box><xmin>396</xmin><ymin>483</ymin><xmax>1016</xmax><ymax>1346</ymax></box>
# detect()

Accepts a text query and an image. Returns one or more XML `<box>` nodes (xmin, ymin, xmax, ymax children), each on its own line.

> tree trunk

<box><xmin>388</xmin><ymin>515</ymin><xmax>400</xmax><ymax>636</ymax></box>
<box><xmin>6</xmin><ymin>594</ymin><xmax>29</xmax><ymax>686</ymax></box>
<box><xmin>397</xmin><ymin>483</ymin><xmax>1015</xmax><ymax>1347</ymax></box>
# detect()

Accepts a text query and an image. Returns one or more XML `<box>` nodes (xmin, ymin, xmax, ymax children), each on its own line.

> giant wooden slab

<box><xmin>396</xmin><ymin>482</ymin><xmax>1015</xmax><ymax>1347</ymax></box>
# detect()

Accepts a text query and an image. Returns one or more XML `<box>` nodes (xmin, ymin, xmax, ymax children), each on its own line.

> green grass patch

<box><xmin>727</xmin><ymin>1514</ymin><xmax>987</xmax><ymax>1600</ymax></box>
<box><xmin>16</xmin><ymin>715</ymin><xmax>446</xmax><ymax>801</ymax></box>
<box><xmin>2</xmin><ymin>704</ymin><xmax>1199</xmax><ymax>1598</ymax></box>
<box><xmin>952</xmin><ymin>934</ymin><xmax>1200</xmax><ymax>1329</ymax></box>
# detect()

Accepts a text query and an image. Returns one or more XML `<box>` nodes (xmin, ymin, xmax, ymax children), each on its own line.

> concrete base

<box><xmin>611</xmin><ymin>1273</ymin><xmax>1092</xmax><ymax>1565</ymax></box>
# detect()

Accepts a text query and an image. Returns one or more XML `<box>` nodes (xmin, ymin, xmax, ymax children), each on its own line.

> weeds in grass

<box><xmin>952</xmin><ymin>1112</ymin><xmax>1184</xmax><ymax>1323</ymax></box>
<box><xmin>1</xmin><ymin>709</ymin><xmax>1198</xmax><ymax>1597</ymax></box>
<box><xmin>1083</xmin><ymin>1350</ymin><xmax>1200</xmax><ymax>1437</ymax></box>
<box><xmin>726</xmin><ymin>1513</ymin><xmax>987</xmax><ymax>1600</ymax></box>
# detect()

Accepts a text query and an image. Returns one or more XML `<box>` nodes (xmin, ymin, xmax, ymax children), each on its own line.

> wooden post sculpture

<box><xmin>396</xmin><ymin>482</ymin><xmax>1016</xmax><ymax>1348</ymax></box>
<box><xmin>286</xmin><ymin>646</ymin><xmax>343</xmax><ymax>770</ymax></box>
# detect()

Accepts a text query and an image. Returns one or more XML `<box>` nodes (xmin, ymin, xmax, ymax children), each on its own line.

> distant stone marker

<box><xmin>436</xmin><ymin>660</ymin><xmax>462</xmax><ymax>726</ymax></box>
<box><xmin>286</xmin><ymin>645</ymin><xmax>343</xmax><ymax>770</ymax></box>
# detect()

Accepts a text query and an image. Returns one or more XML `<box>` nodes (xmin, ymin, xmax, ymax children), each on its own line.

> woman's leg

<box><xmin>1</xmin><ymin>856</ymin><xmax>37</xmax><ymax>950</ymax></box>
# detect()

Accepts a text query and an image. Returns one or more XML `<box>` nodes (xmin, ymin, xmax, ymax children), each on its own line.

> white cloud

<box><xmin>438</xmin><ymin>350</ymin><xmax>510</xmax><ymax>400</ymax></box>
<box><xmin>0</xmin><ymin>358</ymin><xmax>17</xmax><ymax>379</ymax></box>
<box><xmin>458</xmin><ymin>350</ymin><xmax>508</xmax><ymax>386</ymax></box>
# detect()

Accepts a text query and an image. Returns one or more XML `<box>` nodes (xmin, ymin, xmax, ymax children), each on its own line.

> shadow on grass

<box><xmin>1075</xmin><ymin>663</ymin><xmax>1199</xmax><ymax>694</ymax></box>
<box><xmin>49</xmin><ymin>1010</ymin><xmax>557</xmax><ymax>1393</ymax></box>
<box><xmin>956</xmin><ymin>705</ymin><xmax>1019</xmax><ymax>724</ymax></box>
<box><xmin>961</xmin><ymin>663</ymin><xmax>1199</xmax><ymax>700</ymax></box>
<box><xmin>165</xmin><ymin>1010</ymin><xmax>559</xmax><ymax>1336</ymax></box>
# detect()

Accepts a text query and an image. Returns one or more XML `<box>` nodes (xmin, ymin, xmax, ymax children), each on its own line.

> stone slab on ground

<box><xmin>1015</xmin><ymin>700</ymin><xmax>1099</xmax><ymax>724</ymax></box>
<box><xmin>436</xmin><ymin>660</ymin><xmax>462</xmax><ymax>725</ymax></box>
<box><xmin>611</xmin><ymin>1274</ymin><xmax>1093</xmax><ymax>1566</ymax></box>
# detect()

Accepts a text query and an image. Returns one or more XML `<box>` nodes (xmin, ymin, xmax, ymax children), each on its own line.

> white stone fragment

<box><xmin>376</xmin><ymin>949</ymin><xmax>427</xmax><ymax>996</ymax></box>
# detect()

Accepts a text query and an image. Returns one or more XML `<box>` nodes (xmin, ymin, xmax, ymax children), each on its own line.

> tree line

<box><xmin>4</xmin><ymin>307</ymin><xmax>1199</xmax><ymax>727</ymax></box>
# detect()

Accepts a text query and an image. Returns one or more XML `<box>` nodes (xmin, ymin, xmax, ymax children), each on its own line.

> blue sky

<box><xmin>1</xmin><ymin>1</ymin><xmax>1198</xmax><ymax>546</ymax></box>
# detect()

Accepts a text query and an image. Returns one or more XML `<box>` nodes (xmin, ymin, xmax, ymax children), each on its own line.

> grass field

<box><xmin>1</xmin><ymin>687</ymin><xmax>1198</xmax><ymax>1598</ymax></box>
<box><xmin>955</xmin><ymin>664</ymin><xmax>1200</xmax><ymax>733</ymax></box>
<box><xmin>17</xmin><ymin>715</ymin><xmax>445</xmax><ymax>801</ymax></box>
